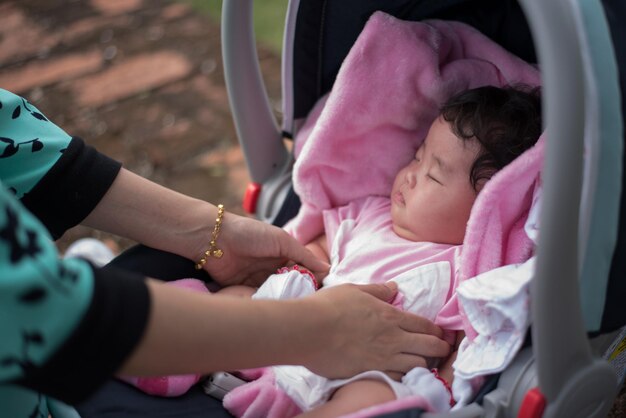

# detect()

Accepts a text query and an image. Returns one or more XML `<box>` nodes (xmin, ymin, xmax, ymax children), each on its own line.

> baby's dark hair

<box><xmin>440</xmin><ymin>85</ymin><xmax>542</xmax><ymax>190</ymax></box>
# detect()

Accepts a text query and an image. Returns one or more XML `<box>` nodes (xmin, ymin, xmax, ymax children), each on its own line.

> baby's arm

<box><xmin>305</xmin><ymin>234</ymin><xmax>329</xmax><ymax>264</ymax></box>
<box><xmin>304</xmin><ymin>234</ymin><xmax>330</xmax><ymax>281</ymax></box>
<box><xmin>298</xmin><ymin>379</ymin><xmax>395</xmax><ymax>418</ymax></box>
<box><xmin>300</xmin><ymin>331</ymin><xmax>464</xmax><ymax>417</ymax></box>
<box><xmin>216</xmin><ymin>235</ymin><xmax>329</xmax><ymax>297</ymax></box>
<box><xmin>214</xmin><ymin>235</ymin><xmax>329</xmax><ymax>297</ymax></box>
<box><xmin>437</xmin><ymin>331</ymin><xmax>465</xmax><ymax>383</ymax></box>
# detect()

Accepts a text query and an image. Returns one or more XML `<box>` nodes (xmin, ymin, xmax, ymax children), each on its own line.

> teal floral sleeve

<box><xmin>0</xmin><ymin>181</ymin><xmax>94</xmax><ymax>417</ymax></box>
<box><xmin>0</xmin><ymin>89</ymin><xmax>146</xmax><ymax>417</ymax></box>
<box><xmin>0</xmin><ymin>89</ymin><xmax>72</xmax><ymax>198</ymax></box>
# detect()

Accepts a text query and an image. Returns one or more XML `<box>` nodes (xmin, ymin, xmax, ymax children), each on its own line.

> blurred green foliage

<box><xmin>181</xmin><ymin>0</ymin><xmax>289</xmax><ymax>52</ymax></box>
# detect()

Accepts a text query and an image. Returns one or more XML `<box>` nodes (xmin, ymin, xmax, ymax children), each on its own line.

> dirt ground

<box><xmin>0</xmin><ymin>0</ymin><xmax>282</xmax><ymax>252</ymax></box>
<box><xmin>1</xmin><ymin>0</ymin><xmax>624</xmax><ymax>416</ymax></box>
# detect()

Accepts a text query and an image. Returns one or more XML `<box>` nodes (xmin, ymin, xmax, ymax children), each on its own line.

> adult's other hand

<box><xmin>299</xmin><ymin>282</ymin><xmax>451</xmax><ymax>379</ymax></box>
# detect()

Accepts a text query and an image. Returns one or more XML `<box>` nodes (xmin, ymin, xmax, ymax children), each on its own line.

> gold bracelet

<box><xmin>195</xmin><ymin>204</ymin><xmax>225</xmax><ymax>270</ymax></box>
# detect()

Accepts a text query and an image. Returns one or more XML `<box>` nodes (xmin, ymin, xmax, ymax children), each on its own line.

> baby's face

<box><xmin>390</xmin><ymin>117</ymin><xmax>481</xmax><ymax>245</ymax></box>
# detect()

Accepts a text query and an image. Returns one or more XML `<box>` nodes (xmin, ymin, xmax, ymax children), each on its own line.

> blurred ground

<box><xmin>0</xmin><ymin>0</ymin><xmax>282</xmax><ymax>252</ymax></box>
<box><xmin>1</xmin><ymin>0</ymin><xmax>625</xmax><ymax>416</ymax></box>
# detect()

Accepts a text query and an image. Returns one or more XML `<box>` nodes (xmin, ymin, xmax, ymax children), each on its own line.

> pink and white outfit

<box><xmin>223</xmin><ymin>195</ymin><xmax>462</xmax><ymax>416</ymax></box>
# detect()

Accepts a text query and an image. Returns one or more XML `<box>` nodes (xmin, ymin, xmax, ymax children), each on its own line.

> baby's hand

<box><xmin>277</xmin><ymin>264</ymin><xmax>323</xmax><ymax>290</ymax></box>
<box><xmin>437</xmin><ymin>350</ymin><xmax>457</xmax><ymax>383</ymax></box>
<box><xmin>284</xmin><ymin>259</ymin><xmax>329</xmax><ymax>285</ymax></box>
<box><xmin>437</xmin><ymin>331</ymin><xmax>464</xmax><ymax>383</ymax></box>
<box><xmin>304</xmin><ymin>234</ymin><xmax>330</xmax><ymax>276</ymax></box>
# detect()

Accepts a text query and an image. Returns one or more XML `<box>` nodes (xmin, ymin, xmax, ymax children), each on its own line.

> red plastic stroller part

<box><xmin>243</xmin><ymin>182</ymin><xmax>262</xmax><ymax>214</ymax></box>
<box><xmin>517</xmin><ymin>387</ymin><xmax>546</xmax><ymax>418</ymax></box>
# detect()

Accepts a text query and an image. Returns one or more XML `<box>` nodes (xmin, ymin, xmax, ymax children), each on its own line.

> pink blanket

<box><xmin>285</xmin><ymin>11</ymin><xmax>541</xmax><ymax>327</ymax></box>
<box><xmin>278</xmin><ymin>11</ymin><xmax>543</xmax><ymax>417</ymax></box>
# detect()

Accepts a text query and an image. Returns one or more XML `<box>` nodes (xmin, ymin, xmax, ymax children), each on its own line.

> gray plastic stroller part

<box><xmin>590</xmin><ymin>327</ymin><xmax>624</xmax><ymax>357</ymax></box>
<box><xmin>517</xmin><ymin>0</ymin><xmax>619</xmax><ymax>417</ymax></box>
<box><xmin>573</xmin><ymin>0</ymin><xmax>624</xmax><ymax>332</ymax></box>
<box><xmin>221</xmin><ymin>0</ymin><xmax>292</xmax><ymax>222</ymax></box>
<box><xmin>421</xmin><ymin>404</ymin><xmax>484</xmax><ymax>418</ymax></box>
<box><xmin>281</xmin><ymin>0</ymin><xmax>300</xmax><ymax>136</ymax></box>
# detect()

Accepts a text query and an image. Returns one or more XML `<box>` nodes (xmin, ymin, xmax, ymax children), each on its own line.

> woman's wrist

<box><xmin>84</xmin><ymin>169</ymin><xmax>221</xmax><ymax>262</ymax></box>
<box><xmin>172</xmin><ymin>199</ymin><xmax>222</xmax><ymax>264</ymax></box>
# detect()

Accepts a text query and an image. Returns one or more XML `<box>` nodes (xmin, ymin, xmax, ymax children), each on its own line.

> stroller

<box><xmin>76</xmin><ymin>0</ymin><xmax>625</xmax><ymax>417</ymax></box>
<box><xmin>220</xmin><ymin>0</ymin><xmax>626</xmax><ymax>417</ymax></box>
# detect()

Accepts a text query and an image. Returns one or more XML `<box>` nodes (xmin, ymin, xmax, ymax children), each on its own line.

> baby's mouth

<box><xmin>393</xmin><ymin>191</ymin><xmax>405</xmax><ymax>206</ymax></box>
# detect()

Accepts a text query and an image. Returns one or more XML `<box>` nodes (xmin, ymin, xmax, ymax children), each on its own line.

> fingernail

<box><xmin>385</xmin><ymin>281</ymin><xmax>398</xmax><ymax>292</ymax></box>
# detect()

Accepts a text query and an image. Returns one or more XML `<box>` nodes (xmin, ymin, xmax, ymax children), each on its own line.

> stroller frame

<box><xmin>221</xmin><ymin>0</ymin><xmax>625</xmax><ymax>417</ymax></box>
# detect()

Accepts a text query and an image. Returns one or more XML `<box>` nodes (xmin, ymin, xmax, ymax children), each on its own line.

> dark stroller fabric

<box><xmin>76</xmin><ymin>379</ymin><xmax>231</xmax><ymax>418</ymax></box>
<box><xmin>75</xmin><ymin>245</ymin><xmax>231</xmax><ymax>418</ymax></box>
<box><xmin>291</xmin><ymin>0</ymin><xmax>535</xmax><ymax>122</ymax></box>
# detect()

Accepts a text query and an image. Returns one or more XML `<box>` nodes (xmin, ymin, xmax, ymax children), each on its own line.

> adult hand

<box><xmin>300</xmin><ymin>282</ymin><xmax>451</xmax><ymax>379</ymax></box>
<box><xmin>202</xmin><ymin>212</ymin><xmax>329</xmax><ymax>287</ymax></box>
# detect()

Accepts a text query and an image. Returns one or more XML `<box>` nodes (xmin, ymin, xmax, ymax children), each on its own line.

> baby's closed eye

<box><xmin>427</xmin><ymin>174</ymin><xmax>443</xmax><ymax>185</ymax></box>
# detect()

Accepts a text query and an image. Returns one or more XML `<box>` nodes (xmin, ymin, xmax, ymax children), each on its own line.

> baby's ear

<box><xmin>474</xmin><ymin>169</ymin><xmax>498</xmax><ymax>193</ymax></box>
<box><xmin>475</xmin><ymin>178</ymin><xmax>487</xmax><ymax>192</ymax></box>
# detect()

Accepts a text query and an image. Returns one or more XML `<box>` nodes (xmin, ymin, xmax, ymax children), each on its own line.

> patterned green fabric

<box><xmin>0</xmin><ymin>89</ymin><xmax>71</xmax><ymax>198</ymax></box>
<box><xmin>0</xmin><ymin>89</ymin><xmax>94</xmax><ymax>417</ymax></box>
<box><xmin>0</xmin><ymin>384</ymin><xmax>81</xmax><ymax>418</ymax></box>
<box><xmin>0</xmin><ymin>183</ymin><xmax>94</xmax><ymax>379</ymax></box>
<box><xmin>0</xmin><ymin>384</ymin><xmax>50</xmax><ymax>418</ymax></box>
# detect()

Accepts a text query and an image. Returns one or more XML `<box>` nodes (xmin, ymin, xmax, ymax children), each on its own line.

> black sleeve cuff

<box><xmin>16</xmin><ymin>264</ymin><xmax>151</xmax><ymax>404</ymax></box>
<box><xmin>21</xmin><ymin>137</ymin><xmax>122</xmax><ymax>240</ymax></box>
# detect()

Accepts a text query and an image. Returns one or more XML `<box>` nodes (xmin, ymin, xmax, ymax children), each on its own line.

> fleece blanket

<box><xmin>278</xmin><ymin>11</ymin><xmax>543</xmax><ymax>417</ymax></box>
<box><xmin>284</xmin><ymin>11</ymin><xmax>541</xmax><ymax>331</ymax></box>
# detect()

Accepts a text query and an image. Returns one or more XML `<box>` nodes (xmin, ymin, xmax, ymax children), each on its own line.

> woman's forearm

<box><xmin>119</xmin><ymin>280</ymin><xmax>451</xmax><ymax>380</ymax></box>
<box><xmin>82</xmin><ymin>168</ymin><xmax>212</xmax><ymax>262</ymax></box>
<box><xmin>118</xmin><ymin>279</ymin><xmax>321</xmax><ymax>376</ymax></box>
<box><xmin>82</xmin><ymin>168</ymin><xmax>330</xmax><ymax>287</ymax></box>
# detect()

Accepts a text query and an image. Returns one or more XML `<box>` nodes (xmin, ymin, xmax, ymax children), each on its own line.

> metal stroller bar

<box><xmin>222</xmin><ymin>0</ymin><xmax>294</xmax><ymax>222</ymax></box>
<box><xmin>221</xmin><ymin>1</ymin><xmax>289</xmax><ymax>186</ymax></box>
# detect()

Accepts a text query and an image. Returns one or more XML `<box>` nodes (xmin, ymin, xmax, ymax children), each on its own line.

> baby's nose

<box><xmin>406</xmin><ymin>171</ymin><xmax>417</xmax><ymax>188</ymax></box>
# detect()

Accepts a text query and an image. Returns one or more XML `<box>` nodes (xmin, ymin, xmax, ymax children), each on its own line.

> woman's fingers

<box><xmin>390</xmin><ymin>353</ymin><xmax>428</xmax><ymax>374</ymax></box>
<box><xmin>352</xmin><ymin>282</ymin><xmax>399</xmax><ymax>303</ymax></box>
<box><xmin>276</xmin><ymin>229</ymin><xmax>330</xmax><ymax>273</ymax></box>
<box><xmin>384</xmin><ymin>353</ymin><xmax>429</xmax><ymax>379</ymax></box>
<box><xmin>398</xmin><ymin>310</ymin><xmax>444</xmax><ymax>339</ymax></box>
<box><xmin>396</xmin><ymin>331</ymin><xmax>451</xmax><ymax>359</ymax></box>
<box><xmin>351</xmin><ymin>283</ymin><xmax>450</xmax><ymax>358</ymax></box>
<box><xmin>304</xmin><ymin>284</ymin><xmax>452</xmax><ymax>378</ymax></box>
<box><xmin>211</xmin><ymin>214</ymin><xmax>329</xmax><ymax>286</ymax></box>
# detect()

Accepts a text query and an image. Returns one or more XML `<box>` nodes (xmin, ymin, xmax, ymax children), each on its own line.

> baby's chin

<box><xmin>391</xmin><ymin>222</ymin><xmax>420</xmax><ymax>242</ymax></box>
<box><xmin>391</xmin><ymin>222</ymin><xmax>464</xmax><ymax>245</ymax></box>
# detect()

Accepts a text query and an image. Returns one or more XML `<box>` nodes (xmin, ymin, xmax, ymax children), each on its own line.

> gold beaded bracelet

<box><xmin>195</xmin><ymin>204</ymin><xmax>225</xmax><ymax>270</ymax></box>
